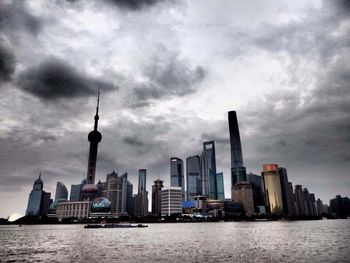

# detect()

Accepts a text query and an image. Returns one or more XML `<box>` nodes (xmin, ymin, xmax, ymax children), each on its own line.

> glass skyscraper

<box><xmin>138</xmin><ymin>169</ymin><xmax>147</xmax><ymax>194</ymax></box>
<box><xmin>216</xmin><ymin>172</ymin><xmax>225</xmax><ymax>200</ymax></box>
<box><xmin>228</xmin><ymin>111</ymin><xmax>246</xmax><ymax>187</ymax></box>
<box><xmin>54</xmin><ymin>181</ymin><xmax>68</xmax><ymax>201</ymax></box>
<box><xmin>201</xmin><ymin>141</ymin><xmax>217</xmax><ymax>199</ymax></box>
<box><xmin>170</xmin><ymin>157</ymin><xmax>185</xmax><ymax>201</ymax></box>
<box><xmin>26</xmin><ymin>173</ymin><xmax>51</xmax><ymax>216</ymax></box>
<box><xmin>186</xmin><ymin>155</ymin><xmax>202</xmax><ymax>201</ymax></box>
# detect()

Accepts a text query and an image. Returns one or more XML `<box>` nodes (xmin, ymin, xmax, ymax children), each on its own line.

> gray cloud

<box><xmin>0</xmin><ymin>44</ymin><xmax>15</xmax><ymax>82</ymax></box>
<box><xmin>105</xmin><ymin>0</ymin><xmax>165</xmax><ymax>10</ymax></box>
<box><xmin>129</xmin><ymin>52</ymin><xmax>206</xmax><ymax>107</ymax></box>
<box><xmin>0</xmin><ymin>1</ymin><xmax>41</xmax><ymax>35</ymax></box>
<box><xmin>17</xmin><ymin>58</ymin><xmax>119</xmax><ymax>100</ymax></box>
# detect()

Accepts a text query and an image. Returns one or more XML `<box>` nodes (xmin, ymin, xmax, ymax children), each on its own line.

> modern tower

<box><xmin>186</xmin><ymin>155</ymin><xmax>202</xmax><ymax>201</ymax></box>
<box><xmin>86</xmin><ymin>89</ymin><xmax>102</xmax><ymax>185</ymax></box>
<box><xmin>201</xmin><ymin>141</ymin><xmax>217</xmax><ymax>199</ymax></box>
<box><xmin>152</xmin><ymin>179</ymin><xmax>164</xmax><ymax>216</ymax></box>
<box><xmin>216</xmin><ymin>172</ymin><xmax>225</xmax><ymax>200</ymax></box>
<box><xmin>26</xmin><ymin>173</ymin><xmax>51</xmax><ymax>216</ymax></box>
<box><xmin>170</xmin><ymin>157</ymin><xmax>185</xmax><ymax>201</ymax></box>
<box><xmin>262</xmin><ymin>164</ymin><xmax>284</xmax><ymax>215</ymax></box>
<box><xmin>138</xmin><ymin>169</ymin><xmax>147</xmax><ymax>194</ymax></box>
<box><xmin>228</xmin><ymin>111</ymin><xmax>246</xmax><ymax>187</ymax></box>
<box><xmin>278</xmin><ymin>168</ymin><xmax>295</xmax><ymax>216</ymax></box>
<box><xmin>54</xmin><ymin>182</ymin><xmax>68</xmax><ymax>201</ymax></box>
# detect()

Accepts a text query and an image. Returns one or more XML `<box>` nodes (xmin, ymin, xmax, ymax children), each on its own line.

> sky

<box><xmin>0</xmin><ymin>0</ymin><xmax>349</xmax><ymax>218</ymax></box>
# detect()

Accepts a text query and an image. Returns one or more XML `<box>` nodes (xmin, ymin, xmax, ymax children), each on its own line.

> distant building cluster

<box><xmin>25</xmin><ymin>92</ymin><xmax>349</xmax><ymax>220</ymax></box>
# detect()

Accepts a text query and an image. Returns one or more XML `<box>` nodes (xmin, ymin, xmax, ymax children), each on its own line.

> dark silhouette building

<box><xmin>228</xmin><ymin>111</ymin><xmax>246</xmax><ymax>188</ymax></box>
<box><xmin>152</xmin><ymin>179</ymin><xmax>164</xmax><ymax>216</ymax></box>
<box><xmin>170</xmin><ymin>157</ymin><xmax>185</xmax><ymax>201</ymax></box>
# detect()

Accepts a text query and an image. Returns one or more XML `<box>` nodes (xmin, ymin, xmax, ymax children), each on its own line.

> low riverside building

<box><xmin>56</xmin><ymin>201</ymin><xmax>90</xmax><ymax>220</ymax></box>
<box><xmin>161</xmin><ymin>187</ymin><xmax>182</xmax><ymax>216</ymax></box>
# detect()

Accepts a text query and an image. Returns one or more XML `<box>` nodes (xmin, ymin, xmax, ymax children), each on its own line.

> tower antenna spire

<box><xmin>94</xmin><ymin>88</ymin><xmax>100</xmax><ymax>131</ymax></box>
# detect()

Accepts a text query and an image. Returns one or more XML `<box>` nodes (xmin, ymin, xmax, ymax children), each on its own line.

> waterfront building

<box><xmin>56</xmin><ymin>200</ymin><xmax>90</xmax><ymax>220</ymax></box>
<box><xmin>294</xmin><ymin>185</ymin><xmax>307</xmax><ymax>216</ymax></box>
<box><xmin>262</xmin><ymin>164</ymin><xmax>283</xmax><ymax>215</ymax></box>
<box><xmin>206</xmin><ymin>199</ymin><xmax>225</xmax><ymax>217</ymax></box>
<box><xmin>134</xmin><ymin>169</ymin><xmax>148</xmax><ymax>216</ymax></box>
<box><xmin>90</xmin><ymin>197</ymin><xmax>112</xmax><ymax>217</ymax></box>
<box><xmin>329</xmin><ymin>195</ymin><xmax>350</xmax><ymax>218</ymax></box>
<box><xmin>309</xmin><ymin>193</ymin><xmax>317</xmax><ymax>216</ymax></box>
<box><xmin>186</xmin><ymin>155</ymin><xmax>202</xmax><ymax>201</ymax></box>
<box><xmin>194</xmin><ymin>195</ymin><xmax>207</xmax><ymax>213</ymax></box>
<box><xmin>232</xmin><ymin>182</ymin><xmax>255</xmax><ymax>216</ymax></box>
<box><xmin>216</xmin><ymin>172</ymin><xmax>225</xmax><ymax>200</ymax></box>
<box><xmin>316</xmin><ymin>198</ymin><xmax>325</xmax><ymax>216</ymax></box>
<box><xmin>101</xmin><ymin>171</ymin><xmax>130</xmax><ymax>216</ymax></box>
<box><xmin>26</xmin><ymin>173</ymin><xmax>51</xmax><ymax>216</ymax></box>
<box><xmin>278</xmin><ymin>168</ymin><xmax>295</xmax><ymax>216</ymax></box>
<box><xmin>126</xmin><ymin>180</ymin><xmax>133</xmax><ymax>216</ymax></box>
<box><xmin>302</xmin><ymin>188</ymin><xmax>311</xmax><ymax>216</ymax></box>
<box><xmin>247</xmin><ymin>172</ymin><xmax>265</xmax><ymax>210</ymax></box>
<box><xmin>70</xmin><ymin>184</ymin><xmax>82</xmax><ymax>201</ymax></box>
<box><xmin>228</xmin><ymin>111</ymin><xmax>246</xmax><ymax>187</ymax></box>
<box><xmin>170</xmin><ymin>157</ymin><xmax>185</xmax><ymax>201</ymax></box>
<box><xmin>182</xmin><ymin>201</ymin><xmax>196</xmax><ymax>214</ymax></box>
<box><xmin>54</xmin><ymin>182</ymin><xmax>68</xmax><ymax>201</ymax></box>
<box><xmin>152</xmin><ymin>179</ymin><xmax>164</xmax><ymax>216</ymax></box>
<box><xmin>138</xmin><ymin>169</ymin><xmax>147</xmax><ymax>194</ymax></box>
<box><xmin>201</xmin><ymin>141</ymin><xmax>217</xmax><ymax>199</ymax></box>
<box><xmin>161</xmin><ymin>187</ymin><xmax>182</xmax><ymax>216</ymax></box>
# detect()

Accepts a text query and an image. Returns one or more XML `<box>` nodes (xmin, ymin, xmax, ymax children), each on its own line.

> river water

<box><xmin>0</xmin><ymin>220</ymin><xmax>349</xmax><ymax>262</ymax></box>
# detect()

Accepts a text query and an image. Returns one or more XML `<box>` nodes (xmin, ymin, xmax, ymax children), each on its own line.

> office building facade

<box><xmin>232</xmin><ymin>181</ymin><xmax>255</xmax><ymax>216</ymax></box>
<box><xmin>170</xmin><ymin>157</ymin><xmax>185</xmax><ymax>201</ymax></box>
<box><xmin>54</xmin><ymin>182</ymin><xmax>68</xmax><ymax>201</ymax></box>
<box><xmin>262</xmin><ymin>164</ymin><xmax>284</xmax><ymax>215</ymax></box>
<box><xmin>152</xmin><ymin>179</ymin><xmax>164</xmax><ymax>216</ymax></box>
<box><xmin>161</xmin><ymin>187</ymin><xmax>182</xmax><ymax>216</ymax></box>
<box><xmin>186</xmin><ymin>155</ymin><xmax>202</xmax><ymax>201</ymax></box>
<box><xmin>26</xmin><ymin>174</ymin><xmax>51</xmax><ymax>216</ymax></box>
<box><xmin>216</xmin><ymin>172</ymin><xmax>225</xmax><ymax>200</ymax></box>
<box><xmin>201</xmin><ymin>141</ymin><xmax>217</xmax><ymax>199</ymax></box>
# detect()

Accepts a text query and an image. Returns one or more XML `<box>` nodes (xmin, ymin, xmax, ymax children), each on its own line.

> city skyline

<box><xmin>1</xmin><ymin>0</ymin><xmax>350</xmax><ymax>218</ymax></box>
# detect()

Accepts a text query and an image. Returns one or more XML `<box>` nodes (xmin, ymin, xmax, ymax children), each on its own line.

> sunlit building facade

<box><xmin>262</xmin><ymin>164</ymin><xmax>283</xmax><ymax>215</ymax></box>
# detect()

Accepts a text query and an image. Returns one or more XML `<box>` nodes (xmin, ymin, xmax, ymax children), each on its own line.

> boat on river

<box><xmin>84</xmin><ymin>223</ymin><xmax>148</xmax><ymax>229</ymax></box>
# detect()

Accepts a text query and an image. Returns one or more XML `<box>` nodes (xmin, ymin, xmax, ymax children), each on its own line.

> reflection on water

<box><xmin>1</xmin><ymin>220</ymin><xmax>349</xmax><ymax>262</ymax></box>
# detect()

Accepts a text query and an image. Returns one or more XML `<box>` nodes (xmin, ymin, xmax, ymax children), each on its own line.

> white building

<box><xmin>161</xmin><ymin>187</ymin><xmax>182</xmax><ymax>216</ymax></box>
<box><xmin>56</xmin><ymin>201</ymin><xmax>90</xmax><ymax>220</ymax></box>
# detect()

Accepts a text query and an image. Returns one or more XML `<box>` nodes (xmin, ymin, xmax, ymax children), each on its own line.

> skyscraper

<box><xmin>186</xmin><ymin>155</ymin><xmax>202</xmax><ymax>201</ymax></box>
<box><xmin>70</xmin><ymin>184</ymin><xmax>82</xmax><ymax>201</ymax></box>
<box><xmin>138</xmin><ymin>169</ymin><xmax>147</xmax><ymax>194</ymax></box>
<box><xmin>152</xmin><ymin>179</ymin><xmax>164</xmax><ymax>216</ymax></box>
<box><xmin>228</xmin><ymin>111</ymin><xmax>246</xmax><ymax>187</ymax></box>
<box><xmin>54</xmin><ymin>182</ymin><xmax>68</xmax><ymax>201</ymax></box>
<box><xmin>247</xmin><ymin>172</ymin><xmax>265</xmax><ymax>209</ymax></box>
<box><xmin>201</xmin><ymin>141</ymin><xmax>217</xmax><ymax>199</ymax></box>
<box><xmin>216</xmin><ymin>172</ymin><xmax>225</xmax><ymax>200</ymax></box>
<box><xmin>86</xmin><ymin>89</ymin><xmax>102</xmax><ymax>185</ymax></box>
<box><xmin>278</xmin><ymin>168</ymin><xmax>295</xmax><ymax>216</ymax></box>
<box><xmin>26</xmin><ymin>173</ymin><xmax>51</xmax><ymax>216</ymax></box>
<box><xmin>232</xmin><ymin>182</ymin><xmax>255</xmax><ymax>216</ymax></box>
<box><xmin>262</xmin><ymin>164</ymin><xmax>283</xmax><ymax>215</ymax></box>
<box><xmin>294</xmin><ymin>185</ymin><xmax>307</xmax><ymax>216</ymax></box>
<box><xmin>170</xmin><ymin>157</ymin><xmax>185</xmax><ymax>201</ymax></box>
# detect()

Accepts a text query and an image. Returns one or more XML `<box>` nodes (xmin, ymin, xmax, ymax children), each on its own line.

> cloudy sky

<box><xmin>0</xmin><ymin>0</ymin><xmax>349</xmax><ymax>218</ymax></box>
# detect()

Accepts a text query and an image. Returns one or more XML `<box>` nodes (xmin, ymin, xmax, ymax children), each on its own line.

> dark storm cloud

<box><xmin>130</xmin><ymin>54</ymin><xmax>206</xmax><ymax>107</ymax></box>
<box><xmin>105</xmin><ymin>0</ymin><xmax>164</xmax><ymax>10</ymax></box>
<box><xmin>0</xmin><ymin>1</ymin><xmax>41</xmax><ymax>35</ymax></box>
<box><xmin>0</xmin><ymin>44</ymin><xmax>15</xmax><ymax>82</ymax></box>
<box><xmin>17</xmin><ymin>58</ymin><xmax>119</xmax><ymax>100</ymax></box>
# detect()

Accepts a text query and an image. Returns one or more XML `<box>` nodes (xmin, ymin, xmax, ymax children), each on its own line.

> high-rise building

<box><xmin>101</xmin><ymin>171</ymin><xmax>131</xmax><ymax>216</ymax></box>
<box><xmin>278</xmin><ymin>168</ymin><xmax>295</xmax><ymax>216</ymax></box>
<box><xmin>138</xmin><ymin>169</ymin><xmax>147</xmax><ymax>194</ymax></box>
<box><xmin>26</xmin><ymin>173</ymin><xmax>51</xmax><ymax>216</ymax></box>
<box><xmin>70</xmin><ymin>183</ymin><xmax>82</xmax><ymax>201</ymax></box>
<box><xmin>186</xmin><ymin>155</ymin><xmax>202</xmax><ymax>201</ymax></box>
<box><xmin>294</xmin><ymin>185</ymin><xmax>307</xmax><ymax>216</ymax></box>
<box><xmin>170</xmin><ymin>157</ymin><xmax>185</xmax><ymax>201</ymax></box>
<box><xmin>316</xmin><ymin>198</ymin><xmax>325</xmax><ymax>216</ymax></box>
<box><xmin>228</xmin><ymin>111</ymin><xmax>246</xmax><ymax>188</ymax></box>
<box><xmin>309</xmin><ymin>193</ymin><xmax>317</xmax><ymax>216</ymax></box>
<box><xmin>216</xmin><ymin>172</ymin><xmax>225</xmax><ymax>200</ymax></box>
<box><xmin>152</xmin><ymin>179</ymin><xmax>164</xmax><ymax>216</ymax></box>
<box><xmin>126</xmin><ymin>180</ymin><xmax>133</xmax><ymax>216</ymax></box>
<box><xmin>54</xmin><ymin>182</ymin><xmax>68</xmax><ymax>201</ymax></box>
<box><xmin>262</xmin><ymin>164</ymin><xmax>283</xmax><ymax>215</ymax></box>
<box><xmin>86</xmin><ymin>89</ymin><xmax>102</xmax><ymax>185</ymax></box>
<box><xmin>161</xmin><ymin>187</ymin><xmax>182</xmax><ymax>216</ymax></box>
<box><xmin>134</xmin><ymin>169</ymin><xmax>148</xmax><ymax>216</ymax></box>
<box><xmin>201</xmin><ymin>141</ymin><xmax>217</xmax><ymax>199</ymax></box>
<box><xmin>303</xmin><ymin>188</ymin><xmax>311</xmax><ymax>216</ymax></box>
<box><xmin>247</xmin><ymin>172</ymin><xmax>265</xmax><ymax>210</ymax></box>
<box><xmin>232</xmin><ymin>182</ymin><xmax>255</xmax><ymax>216</ymax></box>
